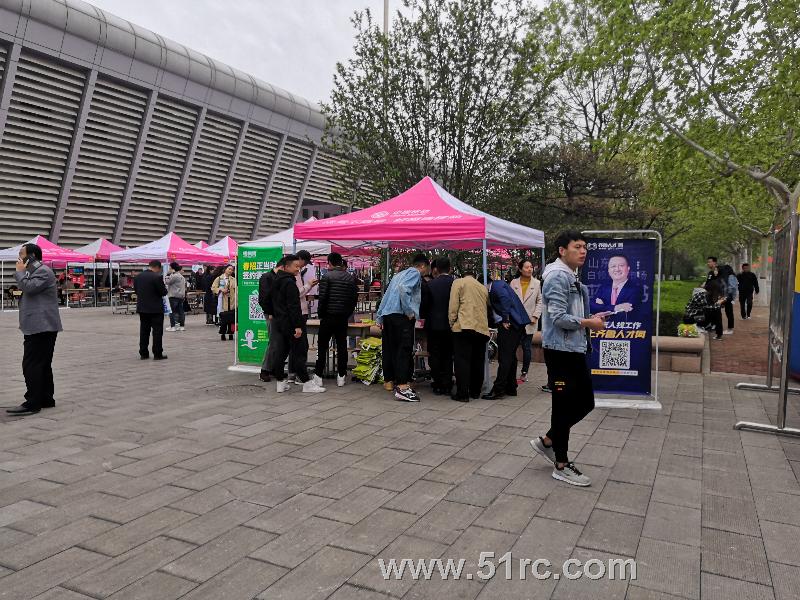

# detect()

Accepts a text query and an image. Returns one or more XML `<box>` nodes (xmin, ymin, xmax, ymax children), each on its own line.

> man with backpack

<box><xmin>312</xmin><ymin>252</ymin><xmax>358</xmax><ymax>388</ymax></box>
<box><xmin>257</xmin><ymin>257</ymin><xmax>285</xmax><ymax>382</ymax></box>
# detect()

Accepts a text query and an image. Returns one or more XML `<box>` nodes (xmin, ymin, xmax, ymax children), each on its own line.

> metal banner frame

<box><xmin>582</xmin><ymin>230</ymin><xmax>663</xmax><ymax>410</ymax></box>
<box><xmin>735</xmin><ymin>210</ymin><xmax>800</xmax><ymax>437</ymax></box>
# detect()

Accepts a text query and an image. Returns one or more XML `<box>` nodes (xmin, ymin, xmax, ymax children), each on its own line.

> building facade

<box><xmin>0</xmin><ymin>0</ymin><xmax>358</xmax><ymax>249</ymax></box>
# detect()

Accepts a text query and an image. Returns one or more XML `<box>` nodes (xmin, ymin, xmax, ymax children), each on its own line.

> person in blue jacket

<box><xmin>483</xmin><ymin>277</ymin><xmax>531</xmax><ymax>400</ymax></box>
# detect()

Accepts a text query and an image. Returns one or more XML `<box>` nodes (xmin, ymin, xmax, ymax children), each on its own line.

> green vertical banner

<box><xmin>237</xmin><ymin>245</ymin><xmax>283</xmax><ymax>365</ymax></box>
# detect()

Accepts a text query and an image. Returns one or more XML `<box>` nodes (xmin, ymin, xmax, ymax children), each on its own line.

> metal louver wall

<box><xmin>305</xmin><ymin>149</ymin><xmax>346</xmax><ymax>207</ymax></box>
<box><xmin>219</xmin><ymin>125</ymin><xmax>280</xmax><ymax>241</ymax></box>
<box><xmin>58</xmin><ymin>78</ymin><xmax>148</xmax><ymax>246</ymax></box>
<box><xmin>120</xmin><ymin>97</ymin><xmax>198</xmax><ymax>246</ymax></box>
<box><xmin>0</xmin><ymin>50</ymin><xmax>84</xmax><ymax>248</ymax></box>
<box><xmin>174</xmin><ymin>113</ymin><xmax>241</xmax><ymax>243</ymax></box>
<box><xmin>258</xmin><ymin>137</ymin><xmax>314</xmax><ymax>236</ymax></box>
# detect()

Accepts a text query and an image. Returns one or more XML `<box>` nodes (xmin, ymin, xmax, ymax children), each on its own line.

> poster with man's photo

<box><xmin>581</xmin><ymin>238</ymin><xmax>656</xmax><ymax>395</ymax></box>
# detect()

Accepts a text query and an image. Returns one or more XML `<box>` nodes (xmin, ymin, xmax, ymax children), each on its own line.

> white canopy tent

<box><xmin>244</xmin><ymin>218</ymin><xmax>371</xmax><ymax>254</ymax></box>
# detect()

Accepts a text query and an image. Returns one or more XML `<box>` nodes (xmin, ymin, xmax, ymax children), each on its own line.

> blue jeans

<box><xmin>520</xmin><ymin>333</ymin><xmax>533</xmax><ymax>374</ymax></box>
<box><xmin>169</xmin><ymin>297</ymin><xmax>185</xmax><ymax>327</ymax></box>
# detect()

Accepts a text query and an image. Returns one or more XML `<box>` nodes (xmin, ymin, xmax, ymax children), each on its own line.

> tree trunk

<box><xmin>757</xmin><ymin>236</ymin><xmax>771</xmax><ymax>307</ymax></box>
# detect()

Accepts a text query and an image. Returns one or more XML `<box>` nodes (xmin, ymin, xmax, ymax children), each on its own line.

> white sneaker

<box><xmin>166</xmin><ymin>327</ymin><xmax>176</xmax><ymax>332</ymax></box>
<box><xmin>530</xmin><ymin>437</ymin><xmax>556</xmax><ymax>464</ymax></box>
<box><xmin>723</xmin><ymin>329</ymin><xmax>734</xmax><ymax>335</ymax></box>
<box><xmin>276</xmin><ymin>380</ymin><xmax>291</xmax><ymax>393</ymax></box>
<box><xmin>552</xmin><ymin>463</ymin><xmax>591</xmax><ymax>487</ymax></box>
<box><xmin>302</xmin><ymin>381</ymin><xmax>326</xmax><ymax>393</ymax></box>
<box><xmin>312</xmin><ymin>374</ymin><xmax>323</xmax><ymax>387</ymax></box>
<box><xmin>337</xmin><ymin>375</ymin><xmax>346</xmax><ymax>387</ymax></box>
<box><xmin>178</xmin><ymin>326</ymin><xmax>185</xmax><ymax>331</ymax></box>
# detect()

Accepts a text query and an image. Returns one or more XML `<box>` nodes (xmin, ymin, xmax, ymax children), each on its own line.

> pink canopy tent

<box><xmin>194</xmin><ymin>241</ymin><xmax>209</xmax><ymax>250</ymax></box>
<box><xmin>109</xmin><ymin>232</ymin><xmax>227</xmax><ymax>265</ymax></box>
<box><xmin>206</xmin><ymin>236</ymin><xmax>238</xmax><ymax>260</ymax></box>
<box><xmin>0</xmin><ymin>235</ymin><xmax>92</xmax><ymax>265</ymax></box>
<box><xmin>294</xmin><ymin>177</ymin><xmax>545</xmax><ymax>250</ymax></box>
<box><xmin>73</xmin><ymin>238</ymin><xmax>124</xmax><ymax>261</ymax></box>
<box><xmin>0</xmin><ymin>237</ymin><xmax>93</xmax><ymax>310</ymax></box>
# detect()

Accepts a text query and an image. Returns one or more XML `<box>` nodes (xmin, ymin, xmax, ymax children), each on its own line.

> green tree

<box><xmin>572</xmin><ymin>0</ymin><xmax>800</xmax><ymax>215</ymax></box>
<box><xmin>322</xmin><ymin>0</ymin><xmax>548</xmax><ymax>205</ymax></box>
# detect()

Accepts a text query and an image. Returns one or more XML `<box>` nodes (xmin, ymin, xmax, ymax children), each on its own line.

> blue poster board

<box><xmin>581</xmin><ymin>238</ymin><xmax>656</xmax><ymax>395</ymax></box>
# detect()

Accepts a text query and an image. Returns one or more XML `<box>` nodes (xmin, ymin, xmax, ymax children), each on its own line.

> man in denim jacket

<box><xmin>376</xmin><ymin>254</ymin><xmax>430</xmax><ymax>402</ymax></box>
<box><xmin>530</xmin><ymin>231</ymin><xmax>606</xmax><ymax>487</ymax></box>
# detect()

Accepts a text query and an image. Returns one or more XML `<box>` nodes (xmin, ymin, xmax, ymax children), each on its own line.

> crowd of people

<box><xmin>683</xmin><ymin>256</ymin><xmax>760</xmax><ymax>340</ymax></box>
<box><xmin>11</xmin><ymin>230</ymin><xmax>700</xmax><ymax>488</ymax></box>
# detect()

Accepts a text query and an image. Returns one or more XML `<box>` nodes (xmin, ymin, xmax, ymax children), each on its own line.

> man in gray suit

<box><xmin>7</xmin><ymin>243</ymin><xmax>62</xmax><ymax>416</ymax></box>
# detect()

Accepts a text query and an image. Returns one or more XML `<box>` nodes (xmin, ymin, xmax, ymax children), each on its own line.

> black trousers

<box><xmin>453</xmin><ymin>330</ymin><xmax>487</xmax><ymax>399</ymax></box>
<box><xmin>544</xmin><ymin>349</ymin><xmax>595</xmax><ymax>464</ymax></box>
<box><xmin>427</xmin><ymin>329</ymin><xmax>454</xmax><ymax>391</ymax></box>
<box><xmin>288</xmin><ymin>315</ymin><xmax>309</xmax><ymax>376</ymax></box>
<box><xmin>218</xmin><ymin>310</ymin><xmax>235</xmax><ymax>336</ymax></box>
<box><xmin>138</xmin><ymin>313</ymin><xmax>164</xmax><ymax>357</ymax></box>
<box><xmin>740</xmin><ymin>293</ymin><xmax>753</xmax><ymax>318</ymax></box>
<box><xmin>705</xmin><ymin>307</ymin><xmax>723</xmax><ymax>336</ymax></box>
<box><xmin>724</xmin><ymin>300</ymin><xmax>735</xmax><ymax>330</ymax></box>
<box><xmin>491</xmin><ymin>324</ymin><xmax>525</xmax><ymax>395</ymax></box>
<box><xmin>270</xmin><ymin>326</ymin><xmax>309</xmax><ymax>382</ymax></box>
<box><xmin>382</xmin><ymin>314</ymin><xmax>415</xmax><ymax>385</ymax></box>
<box><xmin>262</xmin><ymin>318</ymin><xmax>276</xmax><ymax>372</ymax></box>
<box><xmin>22</xmin><ymin>331</ymin><xmax>57</xmax><ymax>409</ymax></box>
<box><xmin>315</xmin><ymin>315</ymin><xmax>349</xmax><ymax>377</ymax></box>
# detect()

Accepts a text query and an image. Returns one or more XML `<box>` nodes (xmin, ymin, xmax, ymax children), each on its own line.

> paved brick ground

<box><xmin>0</xmin><ymin>308</ymin><xmax>798</xmax><ymax>599</ymax></box>
<box><xmin>709</xmin><ymin>305</ymin><xmax>770</xmax><ymax>376</ymax></box>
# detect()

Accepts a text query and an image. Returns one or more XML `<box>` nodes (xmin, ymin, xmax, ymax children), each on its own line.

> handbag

<box><xmin>219</xmin><ymin>309</ymin><xmax>235</xmax><ymax>326</ymax></box>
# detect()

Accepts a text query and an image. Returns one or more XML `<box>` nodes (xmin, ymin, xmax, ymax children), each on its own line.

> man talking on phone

<box><xmin>7</xmin><ymin>243</ymin><xmax>62</xmax><ymax>416</ymax></box>
<box><xmin>529</xmin><ymin>231</ymin><xmax>607</xmax><ymax>487</ymax></box>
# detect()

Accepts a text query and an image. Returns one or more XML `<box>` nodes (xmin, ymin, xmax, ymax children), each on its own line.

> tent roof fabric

<box><xmin>206</xmin><ymin>236</ymin><xmax>238</xmax><ymax>259</ymax></box>
<box><xmin>244</xmin><ymin>220</ymin><xmax>375</xmax><ymax>256</ymax></box>
<box><xmin>109</xmin><ymin>233</ymin><xmax>228</xmax><ymax>265</ymax></box>
<box><xmin>194</xmin><ymin>241</ymin><xmax>209</xmax><ymax>249</ymax></box>
<box><xmin>293</xmin><ymin>177</ymin><xmax>545</xmax><ymax>249</ymax></box>
<box><xmin>73</xmin><ymin>238</ymin><xmax>125</xmax><ymax>261</ymax></box>
<box><xmin>0</xmin><ymin>236</ymin><xmax>93</xmax><ymax>264</ymax></box>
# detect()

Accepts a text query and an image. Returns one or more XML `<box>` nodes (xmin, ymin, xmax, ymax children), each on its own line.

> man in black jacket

<box><xmin>270</xmin><ymin>255</ymin><xmax>325</xmax><ymax>394</ymax></box>
<box><xmin>133</xmin><ymin>260</ymin><xmax>168</xmax><ymax>360</ymax></box>
<box><xmin>312</xmin><ymin>252</ymin><xmax>358</xmax><ymax>388</ymax></box>
<box><xmin>737</xmin><ymin>263</ymin><xmax>759</xmax><ymax>320</ymax></box>
<box><xmin>257</xmin><ymin>259</ymin><xmax>285</xmax><ymax>382</ymax></box>
<box><xmin>423</xmin><ymin>257</ymin><xmax>456</xmax><ymax>395</ymax></box>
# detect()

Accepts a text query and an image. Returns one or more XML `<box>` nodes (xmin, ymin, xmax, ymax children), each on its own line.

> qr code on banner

<box><xmin>249</xmin><ymin>292</ymin><xmax>264</xmax><ymax>321</ymax></box>
<box><xmin>600</xmin><ymin>340</ymin><xmax>631</xmax><ymax>370</ymax></box>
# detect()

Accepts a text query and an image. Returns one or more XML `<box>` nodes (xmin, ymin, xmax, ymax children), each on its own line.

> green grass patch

<box><xmin>656</xmin><ymin>280</ymin><xmax>702</xmax><ymax>312</ymax></box>
<box><xmin>654</xmin><ymin>279</ymin><xmax>703</xmax><ymax>337</ymax></box>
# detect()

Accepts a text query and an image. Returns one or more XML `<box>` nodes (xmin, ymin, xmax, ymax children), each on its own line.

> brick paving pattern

<box><xmin>0</xmin><ymin>308</ymin><xmax>798</xmax><ymax>599</ymax></box>
<box><xmin>709</xmin><ymin>305</ymin><xmax>769</xmax><ymax>376</ymax></box>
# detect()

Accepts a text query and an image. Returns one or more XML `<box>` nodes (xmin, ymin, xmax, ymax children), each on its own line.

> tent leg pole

<box><xmin>482</xmin><ymin>239</ymin><xmax>492</xmax><ymax>395</ymax></box>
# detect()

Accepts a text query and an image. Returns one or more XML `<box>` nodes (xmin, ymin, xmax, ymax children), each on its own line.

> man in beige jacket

<box><xmin>510</xmin><ymin>259</ymin><xmax>543</xmax><ymax>382</ymax></box>
<box><xmin>448</xmin><ymin>271</ymin><xmax>490</xmax><ymax>402</ymax></box>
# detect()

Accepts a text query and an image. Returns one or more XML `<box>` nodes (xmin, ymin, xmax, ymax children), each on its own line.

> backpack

<box><xmin>727</xmin><ymin>274</ymin><xmax>738</xmax><ymax>300</ymax></box>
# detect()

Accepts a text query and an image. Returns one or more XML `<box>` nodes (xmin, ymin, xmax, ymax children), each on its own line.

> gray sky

<box><xmin>87</xmin><ymin>0</ymin><xmax>392</xmax><ymax>106</ymax></box>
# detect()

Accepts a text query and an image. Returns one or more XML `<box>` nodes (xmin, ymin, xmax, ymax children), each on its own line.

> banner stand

<box><xmin>582</xmin><ymin>230</ymin><xmax>663</xmax><ymax>411</ymax></box>
<box><xmin>227</xmin><ymin>244</ymin><xmax>284</xmax><ymax>374</ymax></box>
<box><xmin>734</xmin><ymin>209</ymin><xmax>800</xmax><ymax>437</ymax></box>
